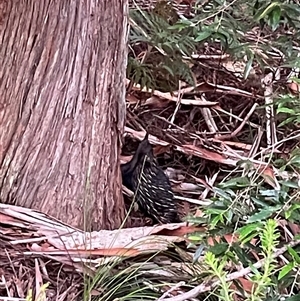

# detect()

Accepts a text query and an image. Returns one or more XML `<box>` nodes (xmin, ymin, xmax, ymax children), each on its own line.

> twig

<box><xmin>248</xmin><ymin>127</ymin><xmax>263</xmax><ymax>158</ymax></box>
<box><xmin>169</xmin><ymin>82</ymin><xmax>183</xmax><ymax>128</ymax></box>
<box><xmin>261</xmin><ymin>69</ymin><xmax>279</xmax><ymax>146</ymax></box>
<box><xmin>157</xmin><ymin>281</ymin><xmax>186</xmax><ymax>301</ymax></box>
<box><xmin>158</xmin><ymin>239</ymin><xmax>300</xmax><ymax>301</ymax></box>
<box><xmin>214</xmin><ymin>107</ymin><xmax>260</xmax><ymax>129</ymax></box>
<box><xmin>125</xmin><ymin>79</ymin><xmax>218</xmax><ymax>106</ymax></box>
<box><xmin>0</xmin><ymin>296</ymin><xmax>26</xmax><ymax>301</ymax></box>
<box><xmin>217</xmin><ymin>103</ymin><xmax>258</xmax><ymax>140</ymax></box>
<box><xmin>199</xmin><ymin>95</ymin><xmax>218</xmax><ymax>134</ymax></box>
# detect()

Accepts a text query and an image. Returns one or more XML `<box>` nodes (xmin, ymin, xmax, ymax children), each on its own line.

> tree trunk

<box><xmin>0</xmin><ymin>0</ymin><xmax>127</xmax><ymax>230</ymax></box>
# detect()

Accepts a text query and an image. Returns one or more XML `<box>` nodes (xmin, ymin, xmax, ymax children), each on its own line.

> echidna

<box><xmin>121</xmin><ymin>133</ymin><xmax>179</xmax><ymax>224</ymax></box>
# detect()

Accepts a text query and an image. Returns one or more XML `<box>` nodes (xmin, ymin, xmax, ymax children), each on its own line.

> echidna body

<box><xmin>121</xmin><ymin>134</ymin><xmax>179</xmax><ymax>224</ymax></box>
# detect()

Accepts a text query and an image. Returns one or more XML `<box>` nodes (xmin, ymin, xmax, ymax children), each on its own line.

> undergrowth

<box><xmin>83</xmin><ymin>0</ymin><xmax>300</xmax><ymax>300</ymax></box>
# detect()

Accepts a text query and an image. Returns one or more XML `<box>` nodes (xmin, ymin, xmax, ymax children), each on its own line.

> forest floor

<box><xmin>1</xmin><ymin>1</ymin><xmax>300</xmax><ymax>301</ymax></box>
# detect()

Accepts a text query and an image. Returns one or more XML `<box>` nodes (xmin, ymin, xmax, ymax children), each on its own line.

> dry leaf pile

<box><xmin>0</xmin><ymin>204</ymin><xmax>203</xmax><ymax>300</ymax></box>
<box><xmin>2</xmin><ymin>204</ymin><xmax>300</xmax><ymax>301</ymax></box>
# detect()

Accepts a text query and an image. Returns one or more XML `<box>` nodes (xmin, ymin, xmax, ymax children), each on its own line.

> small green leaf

<box><xmin>193</xmin><ymin>244</ymin><xmax>206</xmax><ymax>262</ymax></box>
<box><xmin>238</xmin><ymin>223</ymin><xmax>262</xmax><ymax>243</ymax></box>
<box><xmin>290</xmin><ymin>156</ymin><xmax>300</xmax><ymax>165</ymax></box>
<box><xmin>269</xmin><ymin>6</ymin><xmax>282</xmax><ymax>31</ymax></box>
<box><xmin>168</xmin><ymin>20</ymin><xmax>192</xmax><ymax>30</ymax></box>
<box><xmin>213</xmin><ymin>188</ymin><xmax>235</xmax><ymax>201</ymax></box>
<box><xmin>219</xmin><ymin>177</ymin><xmax>250</xmax><ymax>189</ymax></box>
<box><xmin>278</xmin><ymin>261</ymin><xmax>295</xmax><ymax>280</ymax></box>
<box><xmin>259</xmin><ymin>189</ymin><xmax>279</xmax><ymax>197</ymax></box>
<box><xmin>185</xmin><ymin>216</ymin><xmax>207</xmax><ymax>224</ymax></box>
<box><xmin>254</xmin><ymin>2</ymin><xmax>281</xmax><ymax>21</ymax></box>
<box><xmin>195</xmin><ymin>31</ymin><xmax>212</xmax><ymax>42</ymax></box>
<box><xmin>276</xmin><ymin>107</ymin><xmax>295</xmax><ymax>114</ymax></box>
<box><xmin>290</xmin><ymin>76</ymin><xmax>300</xmax><ymax>84</ymax></box>
<box><xmin>287</xmin><ymin>246</ymin><xmax>300</xmax><ymax>264</ymax></box>
<box><xmin>247</xmin><ymin>205</ymin><xmax>282</xmax><ymax>223</ymax></box>
<box><xmin>251</xmin><ymin>196</ymin><xmax>269</xmax><ymax>207</ymax></box>
<box><xmin>208</xmin><ymin>242</ymin><xmax>228</xmax><ymax>255</ymax></box>
<box><xmin>161</xmin><ymin>65</ymin><xmax>175</xmax><ymax>76</ymax></box>
<box><xmin>284</xmin><ymin>296</ymin><xmax>300</xmax><ymax>301</ymax></box>
<box><xmin>244</xmin><ymin>55</ymin><xmax>254</xmax><ymax>79</ymax></box>
<box><xmin>231</xmin><ymin>243</ymin><xmax>251</xmax><ymax>266</ymax></box>
<box><xmin>281</xmin><ymin>181</ymin><xmax>299</xmax><ymax>188</ymax></box>
<box><xmin>210</xmin><ymin>214</ymin><xmax>225</xmax><ymax>227</ymax></box>
<box><xmin>188</xmin><ymin>235</ymin><xmax>202</xmax><ymax>242</ymax></box>
<box><xmin>285</xmin><ymin>203</ymin><xmax>300</xmax><ymax>219</ymax></box>
<box><xmin>279</xmin><ymin>116</ymin><xmax>297</xmax><ymax>127</ymax></box>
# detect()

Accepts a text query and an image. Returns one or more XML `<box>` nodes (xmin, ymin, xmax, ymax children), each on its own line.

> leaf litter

<box><xmin>2</xmin><ymin>1</ymin><xmax>300</xmax><ymax>300</ymax></box>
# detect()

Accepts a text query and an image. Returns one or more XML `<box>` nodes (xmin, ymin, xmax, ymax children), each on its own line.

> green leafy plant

<box><xmin>203</xmin><ymin>251</ymin><xmax>233</xmax><ymax>301</ymax></box>
<box><xmin>128</xmin><ymin>7</ymin><xmax>196</xmax><ymax>91</ymax></box>
<box><xmin>276</xmin><ymin>93</ymin><xmax>300</xmax><ymax>127</ymax></box>
<box><xmin>84</xmin><ymin>255</ymin><xmax>164</xmax><ymax>301</ymax></box>
<box><xmin>247</xmin><ymin>219</ymin><xmax>280</xmax><ymax>300</ymax></box>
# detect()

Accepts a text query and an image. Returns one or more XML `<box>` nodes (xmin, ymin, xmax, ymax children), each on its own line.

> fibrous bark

<box><xmin>0</xmin><ymin>0</ymin><xmax>128</xmax><ymax>230</ymax></box>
